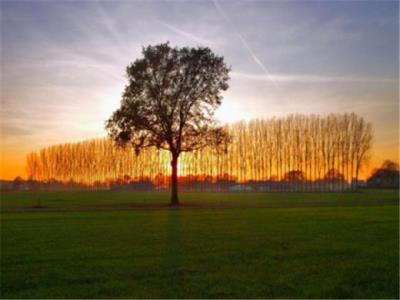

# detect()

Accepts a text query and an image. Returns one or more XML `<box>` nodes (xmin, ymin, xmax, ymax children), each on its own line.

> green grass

<box><xmin>1</xmin><ymin>190</ymin><xmax>399</xmax><ymax>298</ymax></box>
<box><xmin>1</xmin><ymin>189</ymin><xmax>398</xmax><ymax>210</ymax></box>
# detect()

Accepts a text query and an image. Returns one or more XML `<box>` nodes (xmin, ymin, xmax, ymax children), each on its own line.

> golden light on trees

<box><xmin>26</xmin><ymin>113</ymin><xmax>373</xmax><ymax>191</ymax></box>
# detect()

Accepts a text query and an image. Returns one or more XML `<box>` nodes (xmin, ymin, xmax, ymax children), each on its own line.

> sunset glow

<box><xmin>1</xmin><ymin>2</ymin><xmax>399</xmax><ymax>299</ymax></box>
<box><xmin>0</xmin><ymin>0</ymin><xmax>398</xmax><ymax>180</ymax></box>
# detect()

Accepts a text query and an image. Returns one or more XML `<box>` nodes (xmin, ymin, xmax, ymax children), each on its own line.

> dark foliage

<box><xmin>106</xmin><ymin>43</ymin><xmax>230</xmax><ymax>205</ymax></box>
<box><xmin>367</xmin><ymin>160</ymin><xmax>399</xmax><ymax>188</ymax></box>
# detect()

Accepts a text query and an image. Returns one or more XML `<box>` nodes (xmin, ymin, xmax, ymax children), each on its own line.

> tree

<box><xmin>380</xmin><ymin>160</ymin><xmax>399</xmax><ymax>172</ymax></box>
<box><xmin>12</xmin><ymin>176</ymin><xmax>24</xmax><ymax>191</ymax></box>
<box><xmin>353</xmin><ymin>116</ymin><xmax>373</xmax><ymax>187</ymax></box>
<box><xmin>367</xmin><ymin>160</ymin><xmax>399</xmax><ymax>188</ymax></box>
<box><xmin>106</xmin><ymin>43</ymin><xmax>230</xmax><ymax>206</ymax></box>
<box><xmin>283</xmin><ymin>170</ymin><xmax>305</xmax><ymax>182</ymax></box>
<box><xmin>28</xmin><ymin>113</ymin><xmax>374</xmax><ymax>193</ymax></box>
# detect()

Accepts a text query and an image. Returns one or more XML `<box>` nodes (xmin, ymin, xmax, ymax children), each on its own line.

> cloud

<box><xmin>213</xmin><ymin>0</ymin><xmax>277</xmax><ymax>87</ymax></box>
<box><xmin>231</xmin><ymin>71</ymin><xmax>398</xmax><ymax>84</ymax></box>
<box><xmin>0</xmin><ymin>124</ymin><xmax>34</xmax><ymax>137</ymax></box>
<box><xmin>157</xmin><ymin>20</ymin><xmax>215</xmax><ymax>46</ymax></box>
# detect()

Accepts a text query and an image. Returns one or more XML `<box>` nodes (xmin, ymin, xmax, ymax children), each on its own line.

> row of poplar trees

<box><xmin>26</xmin><ymin>113</ymin><xmax>372</xmax><ymax>191</ymax></box>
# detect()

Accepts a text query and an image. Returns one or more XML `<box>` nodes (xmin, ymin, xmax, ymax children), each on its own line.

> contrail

<box><xmin>213</xmin><ymin>0</ymin><xmax>278</xmax><ymax>87</ymax></box>
<box><xmin>231</xmin><ymin>71</ymin><xmax>399</xmax><ymax>84</ymax></box>
<box><xmin>158</xmin><ymin>20</ymin><xmax>215</xmax><ymax>46</ymax></box>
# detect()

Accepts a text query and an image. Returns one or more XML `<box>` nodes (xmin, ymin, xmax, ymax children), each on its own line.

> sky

<box><xmin>0</xmin><ymin>0</ymin><xmax>399</xmax><ymax>179</ymax></box>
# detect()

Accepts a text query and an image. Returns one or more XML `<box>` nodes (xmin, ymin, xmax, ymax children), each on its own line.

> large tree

<box><xmin>106</xmin><ymin>43</ymin><xmax>230</xmax><ymax>206</ymax></box>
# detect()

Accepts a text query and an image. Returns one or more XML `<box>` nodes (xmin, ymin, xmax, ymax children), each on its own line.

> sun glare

<box><xmin>215</xmin><ymin>101</ymin><xmax>254</xmax><ymax>123</ymax></box>
<box><xmin>100</xmin><ymin>84</ymin><xmax>124</xmax><ymax>119</ymax></box>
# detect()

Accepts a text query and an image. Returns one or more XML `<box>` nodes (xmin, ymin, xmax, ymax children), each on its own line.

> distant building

<box><xmin>111</xmin><ymin>180</ymin><xmax>155</xmax><ymax>191</ymax></box>
<box><xmin>351</xmin><ymin>179</ymin><xmax>367</xmax><ymax>189</ymax></box>
<box><xmin>0</xmin><ymin>180</ymin><xmax>13</xmax><ymax>192</ymax></box>
<box><xmin>230</xmin><ymin>184</ymin><xmax>253</xmax><ymax>191</ymax></box>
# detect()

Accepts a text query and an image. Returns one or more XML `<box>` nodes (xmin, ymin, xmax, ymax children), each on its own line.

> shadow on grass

<box><xmin>164</xmin><ymin>209</ymin><xmax>184</xmax><ymax>298</ymax></box>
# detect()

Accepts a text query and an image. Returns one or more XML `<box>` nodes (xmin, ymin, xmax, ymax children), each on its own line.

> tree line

<box><xmin>26</xmin><ymin>113</ymin><xmax>372</xmax><ymax>191</ymax></box>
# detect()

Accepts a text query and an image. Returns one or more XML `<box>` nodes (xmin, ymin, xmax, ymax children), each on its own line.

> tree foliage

<box><xmin>27</xmin><ymin>113</ymin><xmax>373</xmax><ymax>191</ymax></box>
<box><xmin>105</xmin><ymin>43</ymin><xmax>230</xmax><ymax>204</ymax></box>
<box><xmin>106</xmin><ymin>43</ymin><xmax>230</xmax><ymax>156</ymax></box>
<box><xmin>367</xmin><ymin>160</ymin><xmax>399</xmax><ymax>188</ymax></box>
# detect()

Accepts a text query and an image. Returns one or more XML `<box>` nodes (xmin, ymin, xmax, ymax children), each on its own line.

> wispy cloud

<box><xmin>157</xmin><ymin>20</ymin><xmax>215</xmax><ymax>46</ymax></box>
<box><xmin>213</xmin><ymin>0</ymin><xmax>277</xmax><ymax>87</ymax></box>
<box><xmin>1</xmin><ymin>0</ymin><xmax>398</xmax><ymax>178</ymax></box>
<box><xmin>92</xmin><ymin>2</ymin><xmax>130</xmax><ymax>58</ymax></box>
<box><xmin>231</xmin><ymin>71</ymin><xmax>398</xmax><ymax>84</ymax></box>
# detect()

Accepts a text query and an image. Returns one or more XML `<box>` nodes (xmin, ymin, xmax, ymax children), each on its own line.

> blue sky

<box><xmin>0</xmin><ymin>0</ymin><xmax>399</xmax><ymax>178</ymax></box>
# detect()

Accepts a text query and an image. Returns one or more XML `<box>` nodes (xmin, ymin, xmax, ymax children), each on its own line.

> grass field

<box><xmin>1</xmin><ymin>190</ymin><xmax>399</xmax><ymax>298</ymax></box>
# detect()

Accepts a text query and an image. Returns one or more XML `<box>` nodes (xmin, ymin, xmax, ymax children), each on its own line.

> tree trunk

<box><xmin>355</xmin><ymin>163</ymin><xmax>360</xmax><ymax>192</ymax></box>
<box><xmin>170</xmin><ymin>154</ymin><xmax>179</xmax><ymax>206</ymax></box>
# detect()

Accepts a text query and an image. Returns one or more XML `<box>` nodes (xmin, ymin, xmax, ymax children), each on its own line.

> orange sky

<box><xmin>0</xmin><ymin>148</ymin><xmax>397</xmax><ymax>181</ymax></box>
<box><xmin>0</xmin><ymin>116</ymin><xmax>398</xmax><ymax>181</ymax></box>
<box><xmin>1</xmin><ymin>0</ymin><xmax>398</xmax><ymax>181</ymax></box>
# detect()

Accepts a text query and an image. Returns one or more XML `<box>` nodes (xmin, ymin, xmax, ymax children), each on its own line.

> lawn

<box><xmin>1</xmin><ymin>190</ymin><xmax>399</xmax><ymax>298</ymax></box>
<box><xmin>1</xmin><ymin>189</ymin><xmax>398</xmax><ymax>210</ymax></box>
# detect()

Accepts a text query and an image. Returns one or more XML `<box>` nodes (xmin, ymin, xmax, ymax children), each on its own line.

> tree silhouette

<box><xmin>367</xmin><ymin>160</ymin><xmax>399</xmax><ymax>188</ymax></box>
<box><xmin>106</xmin><ymin>43</ymin><xmax>230</xmax><ymax>206</ymax></box>
<box><xmin>283</xmin><ymin>170</ymin><xmax>305</xmax><ymax>182</ymax></box>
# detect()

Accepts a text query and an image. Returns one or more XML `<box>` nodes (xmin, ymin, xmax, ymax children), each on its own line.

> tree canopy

<box><xmin>106</xmin><ymin>43</ymin><xmax>230</xmax><ymax>205</ymax></box>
